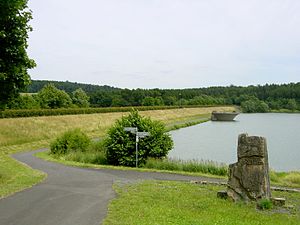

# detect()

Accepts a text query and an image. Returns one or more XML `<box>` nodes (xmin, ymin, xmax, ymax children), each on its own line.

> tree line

<box><xmin>8</xmin><ymin>83</ymin><xmax>90</xmax><ymax>109</ymax></box>
<box><xmin>5</xmin><ymin>80</ymin><xmax>299</xmax><ymax>112</ymax></box>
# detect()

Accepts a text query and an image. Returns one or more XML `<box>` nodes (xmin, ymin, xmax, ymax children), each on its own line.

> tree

<box><xmin>37</xmin><ymin>83</ymin><xmax>72</xmax><ymax>108</ymax></box>
<box><xmin>72</xmin><ymin>88</ymin><xmax>90</xmax><ymax>108</ymax></box>
<box><xmin>0</xmin><ymin>0</ymin><xmax>36</xmax><ymax>109</ymax></box>
<box><xmin>7</xmin><ymin>94</ymin><xmax>40</xmax><ymax>109</ymax></box>
<box><xmin>142</xmin><ymin>96</ymin><xmax>155</xmax><ymax>106</ymax></box>
<box><xmin>241</xmin><ymin>99</ymin><xmax>269</xmax><ymax>113</ymax></box>
<box><xmin>285</xmin><ymin>99</ymin><xmax>298</xmax><ymax>111</ymax></box>
<box><xmin>105</xmin><ymin>110</ymin><xmax>173</xmax><ymax>167</ymax></box>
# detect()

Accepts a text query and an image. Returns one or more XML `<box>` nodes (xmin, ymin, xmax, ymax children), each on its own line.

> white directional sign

<box><xmin>137</xmin><ymin>132</ymin><xmax>150</xmax><ymax>138</ymax></box>
<box><xmin>124</xmin><ymin>127</ymin><xmax>137</xmax><ymax>134</ymax></box>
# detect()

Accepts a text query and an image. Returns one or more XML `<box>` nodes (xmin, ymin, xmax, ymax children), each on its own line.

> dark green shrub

<box><xmin>50</xmin><ymin>129</ymin><xmax>91</xmax><ymax>154</ymax></box>
<box><xmin>257</xmin><ymin>198</ymin><xmax>273</xmax><ymax>210</ymax></box>
<box><xmin>105</xmin><ymin>110</ymin><xmax>173</xmax><ymax>167</ymax></box>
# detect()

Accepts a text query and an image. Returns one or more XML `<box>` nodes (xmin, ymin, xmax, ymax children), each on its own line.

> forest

<box><xmin>7</xmin><ymin>80</ymin><xmax>300</xmax><ymax>113</ymax></box>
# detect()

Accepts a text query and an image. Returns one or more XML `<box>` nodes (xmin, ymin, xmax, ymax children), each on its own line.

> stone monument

<box><xmin>227</xmin><ymin>133</ymin><xmax>271</xmax><ymax>202</ymax></box>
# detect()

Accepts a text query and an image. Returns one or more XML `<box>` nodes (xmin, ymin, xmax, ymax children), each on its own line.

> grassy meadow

<box><xmin>0</xmin><ymin>106</ymin><xmax>233</xmax><ymax>152</ymax></box>
<box><xmin>103</xmin><ymin>180</ymin><xmax>300</xmax><ymax>225</ymax></box>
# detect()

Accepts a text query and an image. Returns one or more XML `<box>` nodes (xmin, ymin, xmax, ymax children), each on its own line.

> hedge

<box><xmin>0</xmin><ymin>105</ymin><xmax>222</xmax><ymax>119</ymax></box>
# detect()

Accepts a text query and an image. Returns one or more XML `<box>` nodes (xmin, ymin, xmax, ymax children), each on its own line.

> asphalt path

<box><xmin>0</xmin><ymin>150</ymin><xmax>224</xmax><ymax>225</ymax></box>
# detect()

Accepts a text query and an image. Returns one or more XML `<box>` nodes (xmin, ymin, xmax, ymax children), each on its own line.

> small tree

<box><xmin>37</xmin><ymin>83</ymin><xmax>72</xmax><ymax>108</ymax></box>
<box><xmin>72</xmin><ymin>88</ymin><xmax>90</xmax><ymax>108</ymax></box>
<box><xmin>105</xmin><ymin>110</ymin><xmax>173</xmax><ymax>167</ymax></box>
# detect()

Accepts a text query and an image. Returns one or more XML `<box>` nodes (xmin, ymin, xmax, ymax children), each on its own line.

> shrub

<box><xmin>0</xmin><ymin>105</ymin><xmax>219</xmax><ymax>119</ymax></box>
<box><xmin>257</xmin><ymin>198</ymin><xmax>273</xmax><ymax>210</ymax></box>
<box><xmin>50</xmin><ymin>129</ymin><xmax>91</xmax><ymax>155</ymax></box>
<box><xmin>105</xmin><ymin>110</ymin><xmax>173</xmax><ymax>167</ymax></box>
<box><xmin>7</xmin><ymin>94</ymin><xmax>40</xmax><ymax>109</ymax></box>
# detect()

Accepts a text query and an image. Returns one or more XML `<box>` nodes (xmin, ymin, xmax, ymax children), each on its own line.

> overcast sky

<box><xmin>27</xmin><ymin>0</ymin><xmax>300</xmax><ymax>89</ymax></box>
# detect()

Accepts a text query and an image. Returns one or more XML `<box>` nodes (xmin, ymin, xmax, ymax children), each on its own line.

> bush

<box><xmin>50</xmin><ymin>129</ymin><xmax>91</xmax><ymax>155</ymax></box>
<box><xmin>0</xmin><ymin>105</ymin><xmax>205</xmax><ymax>118</ymax></box>
<box><xmin>105</xmin><ymin>110</ymin><xmax>173</xmax><ymax>167</ymax></box>
<box><xmin>257</xmin><ymin>198</ymin><xmax>273</xmax><ymax>210</ymax></box>
<box><xmin>7</xmin><ymin>94</ymin><xmax>40</xmax><ymax>109</ymax></box>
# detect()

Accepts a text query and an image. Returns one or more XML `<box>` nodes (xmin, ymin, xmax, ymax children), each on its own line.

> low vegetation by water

<box><xmin>103</xmin><ymin>181</ymin><xmax>300</xmax><ymax>225</ymax></box>
<box><xmin>143</xmin><ymin>158</ymin><xmax>227</xmax><ymax>176</ymax></box>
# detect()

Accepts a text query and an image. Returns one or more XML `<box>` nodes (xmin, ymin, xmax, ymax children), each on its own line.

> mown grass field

<box><xmin>103</xmin><ymin>181</ymin><xmax>300</xmax><ymax>225</ymax></box>
<box><xmin>0</xmin><ymin>106</ymin><xmax>233</xmax><ymax>152</ymax></box>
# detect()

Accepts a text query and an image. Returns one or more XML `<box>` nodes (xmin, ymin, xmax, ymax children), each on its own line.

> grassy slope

<box><xmin>0</xmin><ymin>153</ymin><xmax>45</xmax><ymax>198</ymax></box>
<box><xmin>0</xmin><ymin>106</ymin><xmax>234</xmax><ymax>198</ymax></box>
<box><xmin>103</xmin><ymin>181</ymin><xmax>300</xmax><ymax>225</ymax></box>
<box><xmin>0</xmin><ymin>106</ymin><xmax>233</xmax><ymax>149</ymax></box>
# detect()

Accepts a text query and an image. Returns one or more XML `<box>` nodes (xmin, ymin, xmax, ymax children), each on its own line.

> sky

<box><xmin>27</xmin><ymin>0</ymin><xmax>300</xmax><ymax>89</ymax></box>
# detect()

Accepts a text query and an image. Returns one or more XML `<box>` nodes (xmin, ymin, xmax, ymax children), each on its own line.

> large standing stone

<box><xmin>227</xmin><ymin>133</ymin><xmax>271</xmax><ymax>202</ymax></box>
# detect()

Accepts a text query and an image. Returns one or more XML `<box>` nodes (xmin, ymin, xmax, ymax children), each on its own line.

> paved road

<box><xmin>0</xmin><ymin>150</ymin><xmax>224</xmax><ymax>225</ymax></box>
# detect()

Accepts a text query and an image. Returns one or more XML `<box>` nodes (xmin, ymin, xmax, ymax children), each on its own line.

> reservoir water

<box><xmin>169</xmin><ymin>113</ymin><xmax>300</xmax><ymax>172</ymax></box>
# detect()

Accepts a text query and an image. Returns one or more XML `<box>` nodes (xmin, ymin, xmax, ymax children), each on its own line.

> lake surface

<box><xmin>169</xmin><ymin>113</ymin><xmax>300</xmax><ymax>172</ymax></box>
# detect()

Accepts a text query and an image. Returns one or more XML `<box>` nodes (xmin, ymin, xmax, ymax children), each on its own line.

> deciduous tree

<box><xmin>0</xmin><ymin>0</ymin><xmax>36</xmax><ymax>109</ymax></box>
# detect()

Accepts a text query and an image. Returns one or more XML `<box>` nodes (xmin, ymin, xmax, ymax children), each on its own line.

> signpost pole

<box><xmin>135</xmin><ymin>134</ymin><xmax>138</xmax><ymax>168</ymax></box>
<box><xmin>124</xmin><ymin>127</ymin><xmax>150</xmax><ymax>168</ymax></box>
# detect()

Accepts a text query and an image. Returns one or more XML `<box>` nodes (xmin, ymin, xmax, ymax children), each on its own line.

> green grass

<box><xmin>270</xmin><ymin>171</ymin><xmax>300</xmax><ymax>188</ymax></box>
<box><xmin>36</xmin><ymin>151</ymin><xmax>226</xmax><ymax>179</ymax></box>
<box><xmin>0</xmin><ymin>153</ymin><xmax>46</xmax><ymax>198</ymax></box>
<box><xmin>103</xmin><ymin>180</ymin><xmax>300</xmax><ymax>225</ymax></box>
<box><xmin>36</xmin><ymin>150</ymin><xmax>300</xmax><ymax>188</ymax></box>
<box><xmin>143</xmin><ymin>158</ymin><xmax>228</xmax><ymax>176</ymax></box>
<box><xmin>0</xmin><ymin>106</ymin><xmax>233</xmax><ymax>148</ymax></box>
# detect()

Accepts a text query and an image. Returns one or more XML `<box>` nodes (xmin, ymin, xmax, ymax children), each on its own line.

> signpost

<box><xmin>124</xmin><ymin>127</ymin><xmax>150</xmax><ymax>168</ymax></box>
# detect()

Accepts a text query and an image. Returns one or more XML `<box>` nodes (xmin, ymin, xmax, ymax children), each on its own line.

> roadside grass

<box><xmin>0</xmin><ymin>106</ymin><xmax>233</xmax><ymax>149</ymax></box>
<box><xmin>35</xmin><ymin>151</ymin><xmax>225</xmax><ymax>179</ymax></box>
<box><xmin>36</xmin><ymin>150</ymin><xmax>300</xmax><ymax>188</ymax></box>
<box><xmin>0</xmin><ymin>153</ymin><xmax>46</xmax><ymax>198</ymax></box>
<box><xmin>103</xmin><ymin>180</ymin><xmax>300</xmax><ymax>225</ymax></box>
<box><xmin>143</xmin><ymin>158</ymin><xmax>228</xmax><ymax>176</ymax></box>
